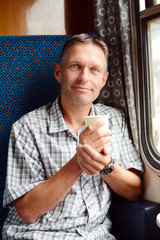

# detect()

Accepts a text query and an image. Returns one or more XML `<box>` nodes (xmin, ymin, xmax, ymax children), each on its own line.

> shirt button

<box><xmin>84</xmin><ymin>184</ymin><xmax>89</xmax><ymax>190</ymax></box>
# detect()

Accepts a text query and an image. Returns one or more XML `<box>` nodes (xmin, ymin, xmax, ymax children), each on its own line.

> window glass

<box><xmin>153</xmin><ymin>0</ymin><xmax>160</xmax><ymax>5</ymax></box>
<box><xmin>139</xmin><ymin>0</ymin><xmax>146</xmax><ymax>11</ymax></box>
<box><xmin>147</xmin><ymin>17</ymin><xmax>160</xmax><ymax>153</ymax></box>
<box><xmin>139</xmin><ymin>0</ymin><xmax>160</xmax><ymax>11</ymax></box>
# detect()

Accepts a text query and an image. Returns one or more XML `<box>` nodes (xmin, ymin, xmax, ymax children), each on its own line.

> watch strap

<box><xmin>100</xmin><ymin>158</ymin><xmax>115</xmax><ymax>175</ymax></box>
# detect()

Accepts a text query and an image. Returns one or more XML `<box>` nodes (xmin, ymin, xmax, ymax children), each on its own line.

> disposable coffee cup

<box><xmin>84</xmin><ymin>115</ymin><xmax>109</xmax><ymax>128</ymax></box>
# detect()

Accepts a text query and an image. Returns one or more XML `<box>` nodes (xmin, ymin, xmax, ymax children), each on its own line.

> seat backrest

<box><xmin>0</xmin><ymin>35</ymin><xmax>70</xmax><ymax>237</ymax></box>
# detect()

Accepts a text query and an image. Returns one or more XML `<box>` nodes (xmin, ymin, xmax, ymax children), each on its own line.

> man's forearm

<box><xmin>15</xmin><ymin>154</ymin><xmax>82</xmax><ymax>224</ymax></box>
<box><xmin>102</xmin><ymin>163</ymin><xmax>142</xmax><ymax>201</ymax></box>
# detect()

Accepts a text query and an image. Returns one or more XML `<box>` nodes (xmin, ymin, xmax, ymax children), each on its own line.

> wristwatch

<box><xmin>100</xmin><ymin>158</ymin><xmax>115</xmax><ymax>175</ymax></box>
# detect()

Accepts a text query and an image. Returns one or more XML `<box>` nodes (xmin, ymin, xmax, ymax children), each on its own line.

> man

<box><xmin>3</xmin><ymin>33</ymin><xmax>143</xmax><ymax>239</ymax></box>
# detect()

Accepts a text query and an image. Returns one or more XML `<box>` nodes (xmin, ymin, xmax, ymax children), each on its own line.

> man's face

<box><xmin>54</xmin><ymin>43</ymin><xmax>108</xmax><ymax>106</ymax></box>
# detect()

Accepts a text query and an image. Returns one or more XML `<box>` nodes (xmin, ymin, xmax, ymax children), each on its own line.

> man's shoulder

<box><xmin>13</xmin><ymin>102</ymin><xmax>53</xmax><ymax>128</ymax></box>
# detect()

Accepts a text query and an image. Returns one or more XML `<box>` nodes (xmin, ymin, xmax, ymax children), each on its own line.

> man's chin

<box><xmin>70</xmin><ymin>97</ymin><xmax>96</xmax><ymax>106</ymax></box>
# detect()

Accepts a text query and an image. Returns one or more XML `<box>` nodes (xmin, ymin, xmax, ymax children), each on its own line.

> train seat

<box><xmin>0</xmin><ymin>35</ymin><xmax>160</xmax><ymax>240</ymax></box>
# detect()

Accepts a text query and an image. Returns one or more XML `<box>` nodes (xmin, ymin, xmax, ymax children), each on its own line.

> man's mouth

<box><xmin>72</xmin><ymin>86</ymin><xmax>90</xmax><ymax>92</ymax></box>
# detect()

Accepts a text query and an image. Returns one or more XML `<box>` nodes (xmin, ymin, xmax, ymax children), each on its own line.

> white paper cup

<box><xmin>84</xmin><ymin>115</ymin><xmax>109</xmax><ymax>128</ymax></box>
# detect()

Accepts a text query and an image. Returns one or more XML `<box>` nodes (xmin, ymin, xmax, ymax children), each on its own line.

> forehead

<box><xmin>64</xmin><ymin>42</ymin><xmax>106</xmax><ymax>63</ymax></box>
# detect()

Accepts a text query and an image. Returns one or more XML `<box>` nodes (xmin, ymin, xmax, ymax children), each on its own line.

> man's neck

<box><xmin>59</xmin><ymin>98</ymin><xmax>92</xmax><ymax>134</ymax></box>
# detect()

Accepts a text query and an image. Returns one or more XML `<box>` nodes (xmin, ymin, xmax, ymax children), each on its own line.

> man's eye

<box><xmin>92</xmin><ymin>68</ymin><xmax>98</xmax><ymax>72</ymax></box>
<box><xmin>71</xmin><ymin>64</ymin><xmax>78</xmax><ymax>69</ymax></box>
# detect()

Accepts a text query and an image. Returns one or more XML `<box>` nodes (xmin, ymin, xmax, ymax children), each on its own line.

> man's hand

<box><xmin>76</xmin><ymin>144</ymin><xmax>112</xmax><ymax>175</ymax></box>
<box><xmin>79</xmin><ymin>120</ymin><xmax>112</xmax><ymax>154</ymax></box>
<box><xmin>78</xmin><ymin>120</ymin><xmax>142</xmax><ymax>201</ymax></box>
<box><xmin>77</xmin><ymin>120</ymin><xmax>112</xmax><ymax>175</ymax></box>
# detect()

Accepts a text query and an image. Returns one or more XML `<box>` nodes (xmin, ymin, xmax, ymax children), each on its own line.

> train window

<box><xmin>137</xmin><ymin>1</ymin><xmax>160</xmax><ymax>171</ymax></box>
<box><xmin>147</xmin><ymin>17</ymin><xmax>160</xmax><ymax>153</ymax></box>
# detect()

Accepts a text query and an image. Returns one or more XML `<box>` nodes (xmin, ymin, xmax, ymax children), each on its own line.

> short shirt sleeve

<box><xmin>110</xmin><ymin>108</ymin><xmax>143</xmax><ymax>171</ymax></box>
<box><xmin>3</xmin><ymin>120</ymin><xmax>46</xmax><ymax>207</ymax></box>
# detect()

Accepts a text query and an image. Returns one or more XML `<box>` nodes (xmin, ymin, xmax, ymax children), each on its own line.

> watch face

<box><xmin>100</xmin><ymin>163</ymin><xmax>114</xmax><ymax>175</ymax></box>
<box><xmin>104</xmin><ymin>167</ymin><xmax>113</xmax><ymax>174</ymax></box>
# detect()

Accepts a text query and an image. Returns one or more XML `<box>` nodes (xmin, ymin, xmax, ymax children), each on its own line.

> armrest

<box><xmin>109</xmin><ymin>193</ymin><xmax>160</xmax><ymax>240</ymax></box>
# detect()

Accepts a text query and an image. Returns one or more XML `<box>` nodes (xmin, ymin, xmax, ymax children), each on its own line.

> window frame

<box><xmin>137</xmin><ymin>3</ymin><xmax>160</xmax><ymax>172</ymax></box>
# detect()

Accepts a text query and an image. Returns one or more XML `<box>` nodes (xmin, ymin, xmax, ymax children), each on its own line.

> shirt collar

<box><xmin>48</xmin><ymin>97</ymin><xmax>68</xmax><ymax>133</ymax></box>
<box><xmin>48</xmin><ymin>97</ymin><xmax>96</xmax><ymax>133</ymax></box>
<box><xmin>89</xmin><ymin>104</ymin><xmax>96</xmax><ymax>116</ymax></box>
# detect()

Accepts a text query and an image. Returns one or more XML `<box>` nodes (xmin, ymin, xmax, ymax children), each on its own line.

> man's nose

<box><xmin>79</xmin><ymin>67</ymin><xmax>89</xmax><ymax>82</ymax></box>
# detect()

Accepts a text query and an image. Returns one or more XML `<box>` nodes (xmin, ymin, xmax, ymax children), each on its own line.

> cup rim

<box><xmin>84</xmin><ymin>115</ymin><xmax>108</xmax><ymax>118</ymax></box>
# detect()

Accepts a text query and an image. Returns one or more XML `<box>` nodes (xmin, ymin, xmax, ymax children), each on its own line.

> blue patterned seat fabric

<box><xmin>0</xmin><ymin>35</ymin><xmax>70</xmax><ymax>237</ymax></box>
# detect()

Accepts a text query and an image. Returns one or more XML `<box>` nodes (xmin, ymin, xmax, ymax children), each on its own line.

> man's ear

<box><xmin>102</xmin><ymin>72</ymin><xmax>109</xmax><ymax>87</ymax></box>
<box><xmin>54</xmin><ymin>63</ymin><xmax>62</xmax><ymax>83</ymax></box>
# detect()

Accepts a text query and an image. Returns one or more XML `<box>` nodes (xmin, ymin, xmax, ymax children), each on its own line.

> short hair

<box><xmin>59</xmin><ymin>33</ymin><xmax>109</xmax><ymax>72</ymax></box>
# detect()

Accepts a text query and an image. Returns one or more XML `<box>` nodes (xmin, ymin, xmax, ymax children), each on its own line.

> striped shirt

<box><xmin>3</xmin><ymin>97</ymin><xmax>143</xmax><ymax>240</ymax></box>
